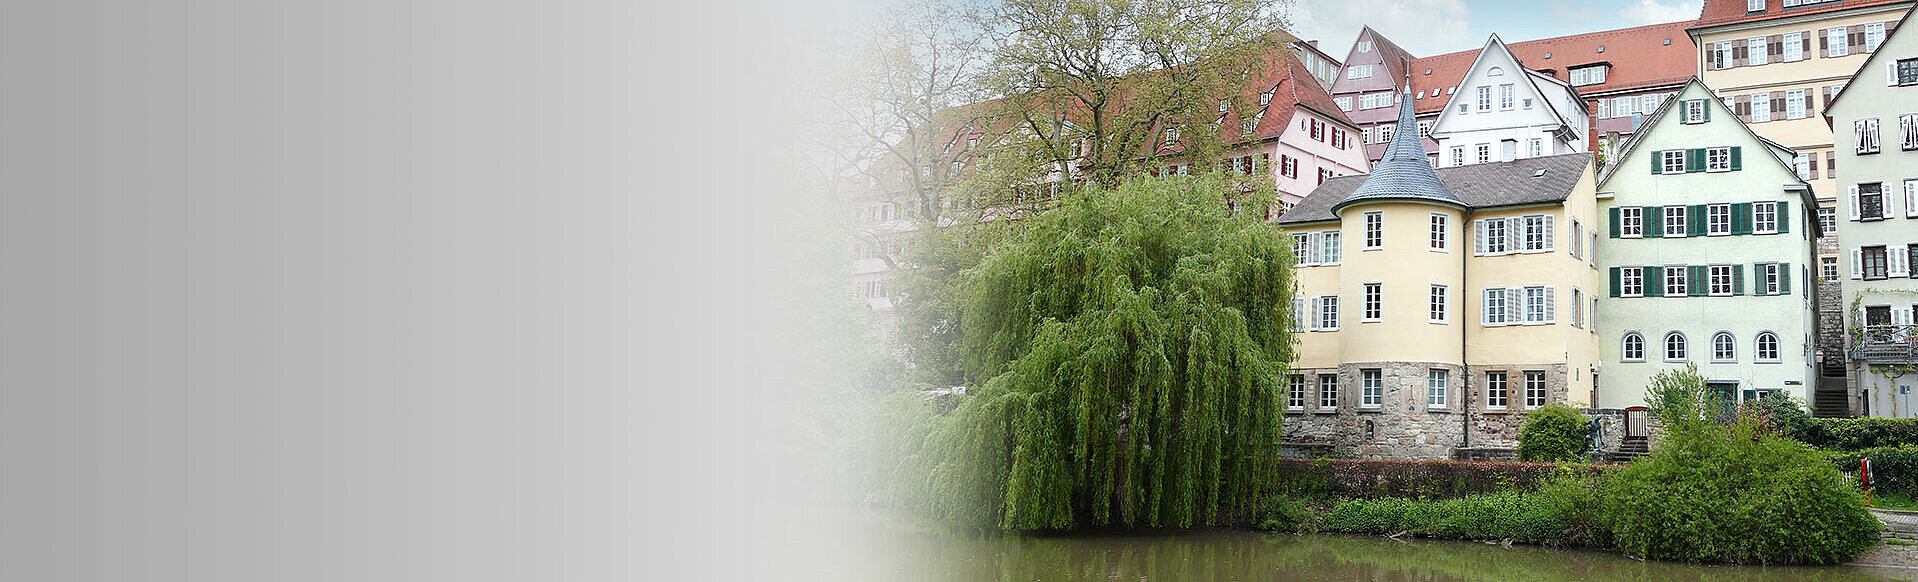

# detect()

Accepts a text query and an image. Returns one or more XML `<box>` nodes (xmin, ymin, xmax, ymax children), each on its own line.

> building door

<box><xmin>1709</xmin><ymin>381</ymin><xmax>1739</xmax><ymax>415</ymax></box>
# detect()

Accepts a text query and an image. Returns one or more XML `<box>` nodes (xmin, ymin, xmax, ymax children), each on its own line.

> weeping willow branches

<box><xmin>914</xmin><ymin>176</ymin><xmax>1296</xmax><ymax>530</ymax></box>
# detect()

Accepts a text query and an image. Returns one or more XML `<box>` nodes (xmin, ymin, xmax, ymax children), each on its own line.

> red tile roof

<box><xmin>1407</xmin><ymin>21</ymin><xmax>1698</xmax><ymax>114</ymax></box>
<box><xmin>1694</xmin><ymin>0</ymin><xmax>1910</xmax><ymax>29</ymax></box>
<box><xmin>1363</xmin><ymin>26</ymin><xmax>1420</xmax><ymax>89</ymax></box>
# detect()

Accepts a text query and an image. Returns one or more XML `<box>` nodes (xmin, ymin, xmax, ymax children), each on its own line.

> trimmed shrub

<box><xmin>1796</xmin><ymin>417</ymin><xmax>1918</xmax><ymax>450</ymax></box>
<box><xmin>1828</xmin><ymin>445</ymin><xmax>1918</xmax><ymax>498</ymax></box>
<box><xmin>1603</xmin><ymin>418</ymin><xmax>1880</xmax><ymax>565</ymax></box>
<box><xmin>1517</xmin><ymin>404</ymin><xmax>1588</xmax><ymax>462</ymax></box>
<box><xmin>1317</xmin><ymin>489</ymin><xmax>1577</xmax><ymax>544</ymax></box>
<box><xmin>1268</xmin><ymin>459</ymin><xmax>1604</xmax><ymax>500</ymax></box>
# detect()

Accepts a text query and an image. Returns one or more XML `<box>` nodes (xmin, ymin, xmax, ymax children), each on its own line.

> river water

<box><xmin>874</xmin><ymin>528</ymin><xmax>1918</xmax><ymax>581</ymax></box>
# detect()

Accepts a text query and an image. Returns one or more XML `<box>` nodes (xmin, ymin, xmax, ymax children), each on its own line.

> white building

<box><xmin>1431</xmin><ymin>36</ymin><xmax>1590</xmax><ymax>168</ymax></box>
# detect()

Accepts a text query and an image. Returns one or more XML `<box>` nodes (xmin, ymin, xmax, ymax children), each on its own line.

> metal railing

<box><xmin>1853</xmin><ymin>324</ymin><xmax>1918</xmax><ymax>363</ymax></box>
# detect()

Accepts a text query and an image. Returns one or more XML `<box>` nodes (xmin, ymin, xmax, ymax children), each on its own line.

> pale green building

<box><xmin>1596</xmin><ymin>78</ymin><xmax>1822</xmax><ymax>410</ymax></box>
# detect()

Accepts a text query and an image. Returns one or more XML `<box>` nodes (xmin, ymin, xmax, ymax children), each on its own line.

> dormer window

<box><xmin>1219</xmin><ymin>100</ymin><xmax>1230</xmax><ymax>113</ymax></box>
<box><xmin>1569</xmin><ymin>65</ymin><xmax>1608</xmax><ymax>86</ymax></box>
<box><xmin>1748</xmin><ymin>0</ymin><xmax>1764</xmax><ymax>11</ymax></box>
<box><xmin>1260</xmin><ymin>90</ymin><xmax>1274</xmax><ymax>107</ymax></box>
<box><xmin>1165</xmin><ymin>127</ymin><xmax>1180</xmax><ymax>144</ymax></box>
<box><xmin>966</xmin><ymin>138</ymin><xmax>978</xmax><ymax>150</ymax></box>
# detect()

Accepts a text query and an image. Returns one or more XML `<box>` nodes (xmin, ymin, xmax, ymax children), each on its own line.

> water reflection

<box><xmin>880</xmin><ymin>528</ymin><xmax>1918</xmax><ymax>581</ymax></box>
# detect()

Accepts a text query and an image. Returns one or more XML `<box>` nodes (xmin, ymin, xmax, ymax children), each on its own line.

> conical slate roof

<box><xmin>1333</xmin><ymin>89</ymin><xmax>1462</xmax><ymax>212</ymax></box>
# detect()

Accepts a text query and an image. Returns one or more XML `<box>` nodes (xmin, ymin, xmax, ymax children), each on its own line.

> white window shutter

<box><xmin>1506</xmin><ymin>288</ymin><xmax>1523</xmax><ymax>324</ymax></box>
<box><xmin>1895</xmin><ymin>244</ymin><xmax>1910</xmax><ymax>277</ymax></box>
<box><xmin>1293</xmin><ymin>297</ymin><xmax>1308</xmax><ymax>331</ymax></box>
<box><xmin>1474</xmin><ymin>219</ymin><xmax>1486</xmax><ymax>255</ymax></box>
<box><xmin>1481</xmin><ymin>289</ymin><xmax>1493</xmax><ymax>325</ymax></box>
<box><xmin>1504</xmin><ymin>217</ymin><xmax>1521</xmax><ymax>254</ymax></box>
<box><xmin>1544</xmin><ymin>287</ymin><xmax>1557</xmax><ymax>323</ymax></box>
<box><xmin>1853</xmin><ymin>249</ymin><xmax>1865</xmax><ymax>279</ymax></box>
<box><xmin>1907</xmin><ymin>180</ymin><xmax>1918</xmax><ymax>218</ymax></box>
<box><xmin>1892</xmin><ymin>62</ymin><xmax>1901</xmax><ymax>86</ymax></box>
<box><xmin>1851</xmin><ymin>185</ymin><xmax>1863</xmax><ymax>220</ymax></box>
<box><xmin>1542</xmin><ymin>216</ymin><xmax>1556</xmax><ymax>251</ymax></box>
<box><xmin>1306</xmin><ymin>233</ymin><xmax>1321</xmax><ymax>265</ymax></box>
<box><xmin>1309</xmin><ymin>297</ymin><xmax>1323</xmax><ymax>330</ymax></box>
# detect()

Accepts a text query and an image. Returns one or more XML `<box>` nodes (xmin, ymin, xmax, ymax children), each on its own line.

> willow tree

<box><xmin>917</xmin><ymin>175</ymin><xmax>1295</xmax><ymax>530</ymax></box>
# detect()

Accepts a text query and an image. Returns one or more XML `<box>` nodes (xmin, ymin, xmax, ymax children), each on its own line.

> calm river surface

<box><xmin>874</xmin><ymin>528</ymin><xmax>1918</xmax><ymax>581</ymax></box>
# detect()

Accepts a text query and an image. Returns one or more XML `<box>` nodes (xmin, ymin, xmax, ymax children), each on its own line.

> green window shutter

<box><xmin>1778</xmin><ymin>201</ymin><xmax>1790</xmax><ymax>234</ymax></box>
<box><xmin>1688</xmin><ymin>204</ymin><xmax>1707</xmax><ymax>236</ymax></box>
<box><xmin>1689</xmin><ymin>265</ymin><xmax>1707</xmax><ymax>296</ymax></box>
<box><xmin>1703</xmin><ymin>103</ymin><xmax>1711</xmax><ymax>122</ymax></box>
<box><xmin>1610</xmin><ymin>207</ymin><xmax>1621</xmax><ymax>238</ymax></box>
<box><xmin>1733</xmin><ymin>202</ymin><xmax>1753</xmax><ymax>234</ymax></box>
<box><xmin>1646</xmin><ymin>208</ymin><xmax>1664</xmax><ymax>238</ymax></box>
<box><xmin>1781</xmin><ymin>262</ymin><xmax>1792</xmax><ymax>294</ymax></box>
<box><xmin>1753</xmin><ymin>263</ymin><xmax>1767</xmax><ymax>295</ymax></box>
<box><xmin>1684</xmin><ymin>149</ymin><xmax>1699</xmax><ymax>172</ymax></box>
<box><xmin>1610</xmin><ymin>267</ymin><xmax>1622</xmax><ymax>297</ymax></box>
<box><xmin>1730</xmin><ymin>146</ymin><xmax>1742</xmax><ymax>170</ymax></box>
<box><xmin>1651</xmin><ymin>150</ymin><xmax>1663</xmax><ymax>174</ymax></box>
<box><xmin>1645</xmin><ymin>266</ymin><xmax>1663</xmax><ymax>296</ymax></box>
<box><xmin>1733</xmin><ymin>264</ymin><xmax>1745</xmax><ymax>295</ymax></box>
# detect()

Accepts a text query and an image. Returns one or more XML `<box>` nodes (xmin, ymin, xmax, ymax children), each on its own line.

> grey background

<box><xmin>0</xmin><ymin>1</ymin><xmax>849</xmax><ymax>579</ymax></box>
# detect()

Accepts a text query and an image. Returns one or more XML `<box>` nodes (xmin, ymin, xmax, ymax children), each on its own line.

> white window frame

<box><xmin>1363</xmin><ymin>211</ymin><xmax>1384</xmax><ymax>250</ymax></box>
<box><xmin>1707</xmin><ymin>147</ymin><xmax>1731</xmax><ymax>172</ymax></box>
<box><xmin>1427</xmin><ymin>369</ymin><xmax>1448</xmax><ymax>408</ymax></box>
<box><xmin>1430</xmin><ymin>284</ymin><xmax>1449</xmax><ymax>324</ymax></box>
<box><xmin>1760</xmin><ymin>262</ymin><xmax>1782</xmax><ymax>294</ymax></box>
<box><xmin>1662</xmin><ymin>150</ymin><xmax>1686</xmax><ymax>174</ymax></box>
<box><xmin>1483</xmin><ymin>287</ymin><xmax>1508</xmax><ymax>326</ymax></box>
<box><xmin>1319</xmin><ymin>374</ymin><xmax>1339</xmax><ymax>409</ymax></box>
<box><xmin>1868</xmin><ymin>22</ymin><xmax>1887</xmax><ymax>53</ymax></box>
<box><xmin>1320</xmin><ymin>230</ymin><xmax>1341</xmax><ymax>264</ymax></box>
<box><xmin>1362</xmin><ymin>282</ymin><xmax>1382</xmax><ymax>322</ymax></box>
<box><xmin>1665</xmin><ymin>206</ymin><xmax>1687</xmax><ymax>237</ymax></box>
<box><xmin>1292</xmin><ymin>233</ymin><xmax>1311</xmax><ymax>265</ymax></box>
<box><xmin>1476</xmin><ymin>143</ymin><xmax>1491</xmax><ymax>165</ymax></box>
<box><xmin>1527</xmin><ymin>138</ymin><xmax>1542</xmax><ymax>158</ymax></box>
<box><xmin>1786</xmin><ymin>89</ymin><xmax>1807</xmax><ymax>119</ymax></box>
<box><xmin>1360</xmin><ymin>369</ymin><xmax>1382</xmax><ymax>409</ymax></box>
<box><xmin>1829</xmin><ymin>27</ymin><xmax>1849</xmax><ymax>57</ymax></box>
<box><xmin>1316</xmin><ymin>295</ymin><xmax>1340</xmax><ymax>330</ymax></box>
<box><xmin>1523</xmin><ymin>371</ymin><xmax>1547</xmax><ymax>409</ymax></box>
<box><xmin>1709</xmin><ymin>265</ymin><xmax>1733</xmax><ymax>296</ymax></box>
<box><xmin>1346</xmin><ymin>65</ymin><xmax>1372</xmax><ymax>79</ymax></box>
<box><xmin>1499</xmin><ymin>84</ymin><xmax>1515</xmax><ymax>109</ymax></box>
<box><xmin>1622</xmin><ymin>267</ymin><xmax>1644</xmax><ymax>297</ymax></box>
<box><xmin>1756</xmin><ymin>332</ymin><xmax>1782</xmax><ymax>363</ymax></box>
<box><xmin>1708</xmin><ymin>204</ymin><xmax>1731</xmax><ymax>235</ymax></box>
<box><xmin>1665</xmin><ymin>332</ymin><xmax>1688</xmax><ymax>362</ymax></box>
<box><xmin>1665</xmin><ymin>265</ymin><xmax>1688</xmax><ymax>297</ymax></box>
<box><xmin>1477</xmin><ymin>86</ymin><xmax>1491</xmax><ymax>111</ymax></box>
<box><xmin>1685</xmin><ymin>99</ymin><xmax>1706</xmax><ymax>123</ymax></box>
<box><xmin>1430</xmin><ymin>213</ymin><xmax>1448</xmax><ymax>251</ymax></box>
<box><xmin>1622</xmin><ymin>332</ymin><xmax>1646</xmax><ymax>362</ymax></box>
<box><xmin>1450</xmin><ymin>146</ymin><xmax>1465</xmax><ymax>167</ymax></box>
<box><xmin>1784</xmin><ymin>32</ymin><xmax>1803</xmax><ymax>61</ymax></box>
<box><xmin>1750</xmin><ymin>37</ymin><xmax>1768</xmax><ymax>66</ymax></box>
<box><xmin>1287</xmin><ymin>374</ymin><xmax>1306</xmax><ymax>410</ymax></box>
<box><xmin>1620</xmin><ymin>206</ymin><xmax>1643</xmax><ymax>238</ymax></box>
<box><xmin>1523</xmin><ymin>286</ymin><xmax>1551</xmax><ymax>324</ymax></box>
<box><xmin>1711</xmin><ymin>332</ymin><xmax>1737</xmax><ymax>363</ymax></box>
<box><xmin>1485</xmin><ymin>372</ymin><xmax>1508</xmax><ymax>410</ymax></box>
<box><xmin>1754</xmin><ymin>201</ymin><xmax>1778</xmax><ymax>234</ymax></box>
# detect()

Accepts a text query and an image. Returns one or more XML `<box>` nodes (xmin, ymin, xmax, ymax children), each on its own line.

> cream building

<box><xmin>1278</xmin><ymin>91</ymin><xmax>1601</xmax><ymax>459</ymax></box>
<box><xmin>1596</xmin><ymin>78</ymin><xmax>1821</xmax><ymax>410</ymax></box>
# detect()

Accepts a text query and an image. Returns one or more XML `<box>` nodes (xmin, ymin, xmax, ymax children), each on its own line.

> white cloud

<box><xmin>1618</xmin><ymin>0</ymin><xmax>1703</xmax><ymax>26</ymax></box>
<box><xmin>1285</xmin><ymin>0</ymin><xmax>1475</xmax><ymax>57</ymax></box>
<box><xmin>1551</xmin><ymin>0</ymin><xmax>1597</xmax><ymax>22</ymax></box>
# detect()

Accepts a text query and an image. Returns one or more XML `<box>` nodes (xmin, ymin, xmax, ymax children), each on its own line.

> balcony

<box><xmin>1852</xmin><ymin>324</ymin><xmax>1918</xmax><ymax>363</ymax></box>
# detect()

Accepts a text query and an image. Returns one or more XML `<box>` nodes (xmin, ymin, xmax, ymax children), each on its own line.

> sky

<box><xmin>1286</xmin><ymin>0</ymin><xmax>1705</xmax><ymax>58</ymax></box>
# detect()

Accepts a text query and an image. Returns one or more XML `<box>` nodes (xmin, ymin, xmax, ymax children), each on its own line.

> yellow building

<box><xmin>1278</xmin><ymin>91</ymin><xmax>1602</xmax><ymax>459</ymax></box>
<box><xmin>1690</xmin><ymin>0</ymin><xmax>1914</xmax><ymax>414</ymax></box>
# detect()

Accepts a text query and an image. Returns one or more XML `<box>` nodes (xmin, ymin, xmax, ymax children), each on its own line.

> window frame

<box><xmin>1620</xmin><ymin>206</ymin><xmax>1643</xmax><ymax>237</ymax></box>
<box><xmin>1362</xmin><ymin>282</ymin><xmax>1382</xmax><ymax>322</ymax></box>
<box><xmin>1430</xmin><ymin>284</ymin><xmax>1449</xmax><ymax>324</ymax></box>
<box><xmin>1706</xmin><ymin>147</ymin><xmax>1732</xmax><ymax>172</ymax></box>
<box><xmin>1360</xmin><ymin>369</ymin><xmax>1383</xmax><ymax>409</ymax></box>
<box><xmin>1523</xmin><ymin>371</ymin><xmax>1547</xmax><ymax>409</ymax></box>
<box><xmin>1318</xmin><ymin>374</ymin><xmax>1339</xmax><ymax>409</ymax></box>
<box><xmin>1316</xmin><ymin>295</ymin><xmax>1342</xmax><ymax>330</ymax></box>
<box><xmin>1622</xmin><ymin>267</ymin><xmax>1644</xmax><ymax>297</ymax></box>
<box><xmin>1754</xmin><ymin>201</ymin><xmax>1778</xmax><ymax>234</ymax></box>
<box><xmin>1665</xmin><ymin>206</ymin><xmax>1687</xmax><ymax>237</ymax></box>
<box><xmin>1622</xmin><ymin>332</ymin><xmax>1646</xmax><ymax>362</ymax></box>
<box><xmin>1427</xmin><ymin>369</ymin><xmax>1448</xmax><ymax>408</ymax></box>
<box><xmin>1287</xmin><ymin>374</ymin><xmax>1306</xmax><ymax>410</ymax></box>
<box><xmin>1363</xmin><ymin>211</ymin><xmax>1384</xmax><ymax>250</ymax></box>
<box><xmin>1430</xmin><ymin>213</ymin><xmax>1448</xmax><ymax>252</ymax></box>
<box><xmin>1665</xmin><ymin>332</ymin><xmax>1688</xmax><ymax>362</ymax></box>
<box><xmin>1756</xmin><ymin>332</ymin><xmax>1782</xmax><ymax>363</ymax></box>
<box><xmin>1708</xmin><ymin>204</ymin><xmax>1731</xmax><ymax>235</ymax></box>
<box><xmin>1485</xmin><ymin>372</ymin><xmax>1508</xmax><ymax>410</ymax></box>
<box><xmin>1711</xmin><ymin>332</ymin><xmax>1737</xmax><ymax>363</ymax></box>
<box><xmin>1662</xmin><ymin>150</ymin><xmax>1686</xmax><ymax>174</ymax></box>
<box><xmin>1665</xmin><ymin>265</ymin><xmax>1688</xmax><ymax>297</ymax></box>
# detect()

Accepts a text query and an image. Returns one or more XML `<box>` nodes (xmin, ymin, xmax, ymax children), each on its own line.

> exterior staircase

<box><xmin>1813</xmin><ymin>383</ymin><xmax>1853</xmax><ymax>418</ymax></box>
<box><xmin>1603</xmin><ymin>436</ymin><xmax>1650</xmax><ymax>463</ymax></box>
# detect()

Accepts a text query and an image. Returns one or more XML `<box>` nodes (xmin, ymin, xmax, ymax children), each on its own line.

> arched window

<box><xmin>1712</xmin><ymin>332</ymin><xmax>1736</xmax><ymax>362</ymax></box>
<box><xmin>1488</xmin><ymin>66</ymin><xmax>1505</xmax><ymax>77</ymax></box>
<box><xmin>1622</xmin><ymin>333</ymin><xmax>1645</xmax><ymax>362</ymax></box>
<box><xmin>1756</xmin><ymin>332</ymin><xmax>1781</xmax><ymax>362</ymax></box>
<box><xmin>1665</xmin><ymin>332</ymin><xmax>1687</xmax><ymax>361</ymax></box>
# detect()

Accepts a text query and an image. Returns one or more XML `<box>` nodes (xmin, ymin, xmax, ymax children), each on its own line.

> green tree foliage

<box><xmin>1602</xmin><ymin>415</ymin><xmax>1880</xmax><ymax>565</ymax></box>
<box><xmin>915</xmin><ymin>176</ymin><xmax>1295</xmax><ymax>530</ymax></box>
<box><xmin>1643</xmin><ymin>363</ymin><xmax>1722</xmax><ymax>429</ymax></box>
<box><xmin>1517</xmin><ymin>405</ymin><xmax>1589</xmax><ymax>462</ymax></box>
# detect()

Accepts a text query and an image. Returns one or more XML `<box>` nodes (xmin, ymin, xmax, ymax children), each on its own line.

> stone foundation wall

<box><xmin>1280</xmin><ymin>361</ymin><xmax>1573</xmax><ymax>460</ymax></box>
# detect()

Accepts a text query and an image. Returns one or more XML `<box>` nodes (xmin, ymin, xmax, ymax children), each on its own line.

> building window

<box><xmin>1362</xmin><ymin>283</ymin><xmax>1382</xmax><ymax>322</ymax></box>
<box><xmin>1428</xmin><ymin>369</ymin><xmax>1448</xmax><ymax>407</ymax></box>
<box><xmin>1571</xmin><ymin>220</ymin><xmax>1583</xmax><ymax>259</ymax></box>
<box><xmin>1900</xmin><ymin>59</ymin><xmax>1918</xmax><ymax>86</ymax></box>
<box><xmin>1430</xmin><ymin>213</ymin><xmax>1448</xmax><ymax>251</ymax></box>
<box><xmin>1347</xmin><ymin>65</ymin><xmax>1372</xmax><ymax>79</ymax></box>
<box><xmin>1620</xmin><ymin>206</ymin><xmax>1643</xmax><ymax>237</ymax></box>
<box><xmin>1287</xmin><ymin>374</ymin><xmax>1306</xmax><ymax>409</ymax></box>
<box><xmin>1754</xmin><ymin>202</ymin><xmax>1777</xmax><ymax>234</ymax></box>
<box><xmin>1749</xmin><ymin>37</ymin><xmax>1768</xmax><ymax>66</ymax></box>
<box><xmin>1292</xmin><ymin>233</ymin><xmax>1310</xmax><ymax>265</ymax></box>
<box><xmin>1569</xmin><ymin>65</ymin><xmax>1607</xmax><ymax>86</ymax></box>
<box><xmin>1527</xmin><ymin>138</ymin><xmax>1542</xmax><ymax>158</ymax></box>
<box><xmin>1712</xmin><ymin>332</ymin><xmax>1737</xmax><ymax>362</ymax></box>
<box><xmin>1477</xmin><ymin>86</ymin><xmax>1491</xmax><ymax>111</ymax></box>
<box><xmin>1902</xmin><ymin>114</ymin><xmax>1918</xmax><ymax>150</ymax></box>
<box><xmin>1357</xmin><ymin>40</ymin><xmax>1373</xmax><ymax>52</ymax></box>
<box><xmin>1747</xmin><ymin>0</ymin><xmax>1763</xmax><ymax>11</ymax></box>
<box><xmin>1476</xmin><ymin>143</ymin><xmax>1491</xmax><ymax>165</ymax></box>
<box><xmin>1708</xmin><ymin>204</ymin><xmax>1731</xmax><ymax>235</ymax></box>
<box><xmin>1419</xmin><ymin>121</ymin><xmax>1434</xmax><ymax>137</ymax></box>
<box><xmin>1361</xmin><ymin>369</ymin><xmax>1382</xmax><ymax>408</ymax></box>
<box><xmin>1482</xmin><ymin>218</ymin><xmax>1509</xmax><ymax>254</ymax></box>
<box><xmin>1622</xmin><ymin>267</ymin><xmax>1644</xmax><ymax>297</ymax></box>
<box><xmin>1319</xmin><ymin>374</ymin><xmax>1339</xmax><ymax>408</ymax></box>
<box><xmin>1819</xmin><ymin>206</ymin><xmax>1837</xmax><ymax>233</ymax></box>
<box><xmin>1524</xmin><ymin>286</ymin><xmax>1551</xmax><ymax>324</ymax></box>
<box><xmin>1262</xmin><ymin>90</ymin><xmax>1275</xmax><ymax>107</ymax></box>
<box><xmin>1165</xmin><ymin>127</ymin><xmax>1180</xmax><ymax>144</ymax></box>
<box><xmin>1486</xmin><ymin>372</ymin><xmax>1508</xmax><ymax>409</ymax></box>
<box><xmin>1665</xmin><ymin>266</ymin><xmax>1688</xmax><ymax>296</ymax></box>
<box><xmin>1756</xmin><ymin>332</ymin><xmax>1781</xmax><ymax>362</ymax></box>
<box><xmin>1711</xmin><ymin>41</ymin><xmax>1732</xmax><ymax>70</ymax></box>
<box><xmin>1662</xmin><ymin>150</ymin><xmax>1686</xmax><ymax>174</ymax></box>
<box><xmin>1861</xmin><ymin>183</ymin><xmax>1885</xmax><ymax>220</ymax></box>
<box><xmin>1709</xmin><ymin>265</ymin><xmax>1733</xmax><ymax>296</ymax></box>
<box><xmin>1760</xmin><ymin>262</ymin><xmax>1782</xmax><ymax>294</ymax></box>
<box><xmin>1450</xmin><ymin>146</ymin><xmax>1465</xmax><ymax>167</ymax></box>
<box><xmin>1665</xmin><ymin>332</ymin><xmax>1688</xmax><ymax>361</ymax></box>
<box><xmin>1867</xmin><ymin>22</ymin><xmax>1886</xmax><ymax>52</ymax></box>
<box><xmin>1857</xmin><ymin>118</ymin><xmax>1881</xmax><ymax>154</ymax></box>
<box><xmin>862</xmin><ymin>280</ymin><xmax>887</xmax><ymax>298</ymax></box>
<box><xmin>1430</xmin><ymin>284</ymin><xmax>1449</xmax><ymax>323</ymax></box>
<box><xmin>1622</xmin><ymin>332</ymin><xmax>1646</xmax><ymax>362</ymax></box>
<box><xmin>1572</xmin><ymin>288</ymin><xmax>1584</xmax><ymax>328</ymax></box>
<box><xmin>1684</xmin><ymin>99</ymin><xmax>1706</xmax><ymax>123</ymax></box>
<box><xmin>1706</xmin><ymin>147</ymin><xmax>1731</xmax><ymax>172</ymax></box>
<box><xmin>1321</xmin><ymin>231</ymin><xmax>1342</xmax><ymax>263</ymax></box>
<box><xmin>1785</xmin><ymin>32</ymin><xmax>1803</xmax><ymax>61</ymax></box>
<box><xmin>1483</xmin><ymin>288</ymin><xmax>1508</xmax><ymax>326</ymax></box>
<box><xmin>1864</xmin><ymin>246</ymin><xmax>1889</xmax><ymax>280</ymax></box>
<box><xmin>1829</xmin><ymin>27</ymin><xmax>1848</xmax><ymax>57</ymax></box>
<box><xmin>1665</xmin><ymin>206</ymin><xmax>1687</xmax><ymax>237</ymax></box>
<box><xmin>1823</xmin><ymin>256</ymin><xmax>1839</xmax><ymax>281</ymax></box>
<box><xmin>1524</xmin><ymin>371</ymin><xmax>1546</xmax><ymax>409</ymax></box>
<box><xmin>1522</xmin><ymin>215</ymin><xmax>1548</xmax><ymax>251</ymax></box>
<box><xmin>1499</xmin><ymin>84</ymin><xmax>1515</xmax><ymax>109</ymax></box>
<box><xmin>1364</xmin><ymin>211</ymin><xmax>1384</xmax><ymax>249</ymax></box>
<box><xmin>1317</xmin><ymin>295</ymin><xmax>1342</xmax><ymax>329</ymax></box>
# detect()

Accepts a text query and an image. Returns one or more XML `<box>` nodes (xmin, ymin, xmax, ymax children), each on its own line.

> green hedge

<box><xmin>1794</xmin><ymin>417</ymin><xmax>1918</xmax><ymax>450</ymax></box>
<box><xmin>1268</xmin><ymin>459</ymin><xmax>1602</xmax><ymax>500</ymax></box>
<box><xmin>1517</xmin><ymin>404</ymin><xmax>1588</xmax><ymax>462</ymax></box>
<box><xmin>1828</xmin><ymin>445</ymin><xmax>1918</xmax><ymax>498</ymax></box>
<box><xmin>1305</xmin><ymin>470</ymin><xmax>1607</xmax><ymax>545</ymax></box>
